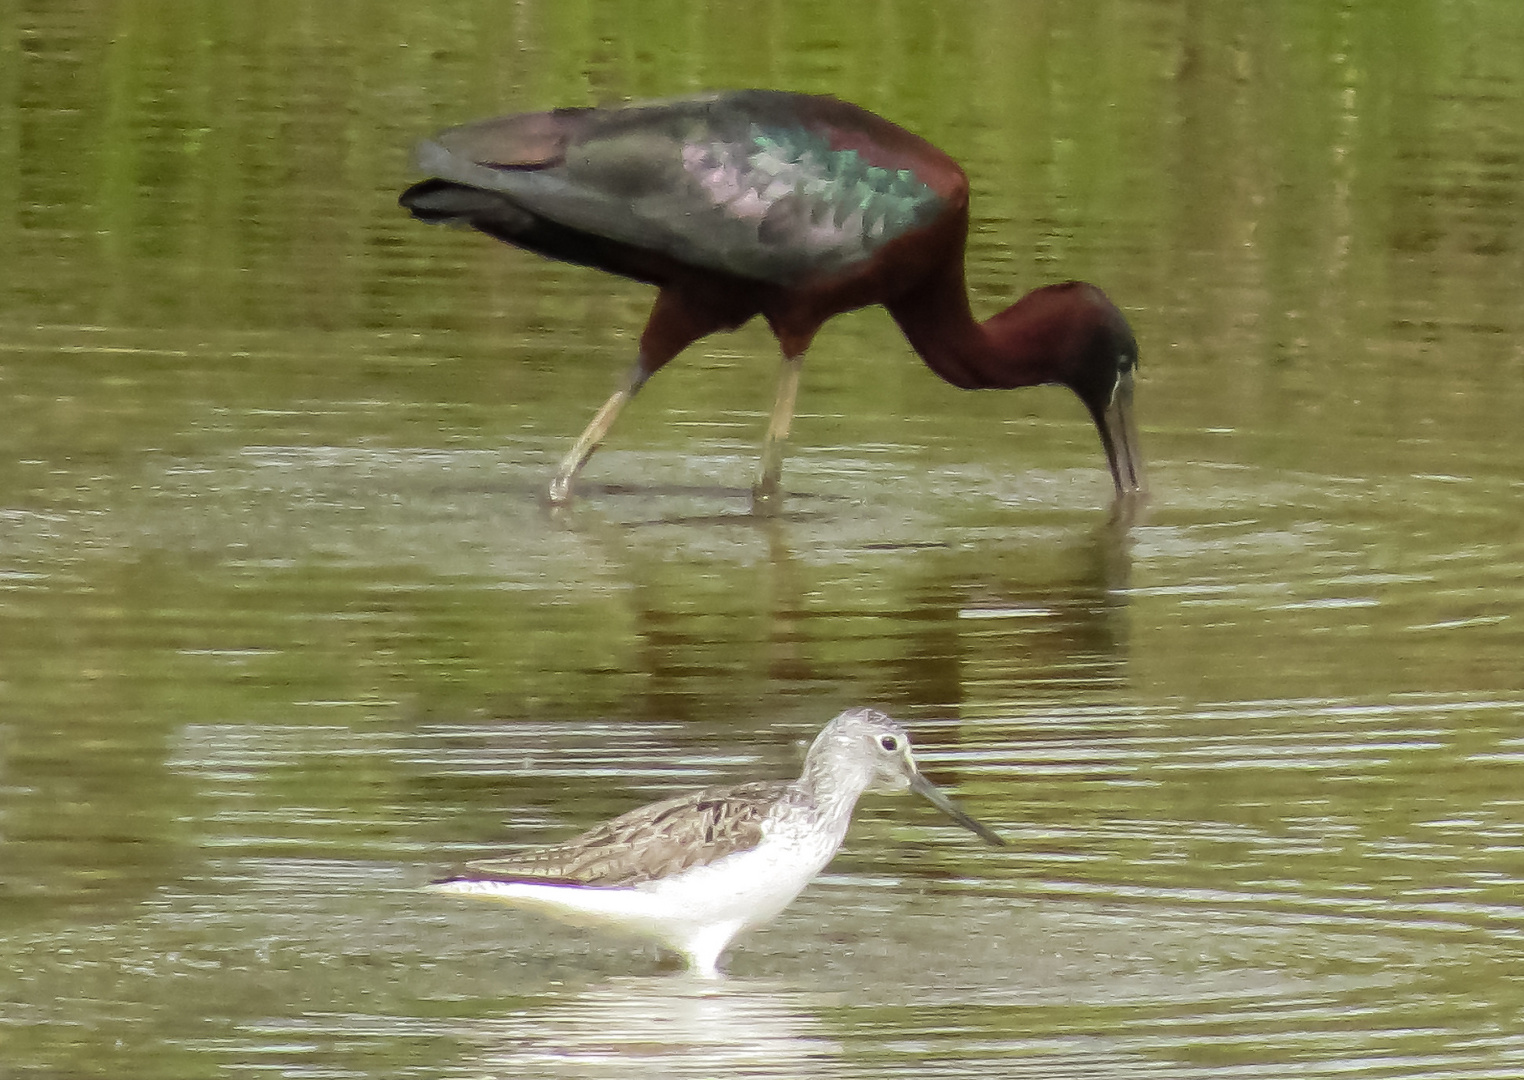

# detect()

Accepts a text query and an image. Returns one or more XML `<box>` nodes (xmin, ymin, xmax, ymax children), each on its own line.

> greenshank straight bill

<box><xmin>429</xmin><ymin>706</ymin><xmax>1004</xmax><ymax>977</ymax></box>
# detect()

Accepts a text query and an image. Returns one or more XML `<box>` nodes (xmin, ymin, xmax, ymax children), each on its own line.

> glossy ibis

<box><xmin>401</xmin><ymin>90</ymin><xmax>1143</xmax><ymax>507</ymax></box>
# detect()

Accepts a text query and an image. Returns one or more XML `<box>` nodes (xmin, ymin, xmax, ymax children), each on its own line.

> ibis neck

<box><xmin>887</xmin><ymin>261</ymin><xmax>1047</xmax><ymax>391</ymax></box>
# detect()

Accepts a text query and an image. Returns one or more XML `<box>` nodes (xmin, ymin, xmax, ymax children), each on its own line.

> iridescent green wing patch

<box><xmin>675</xmin><ymin>123</ymin><xmax>944</xmax><ymax>282</ymax></box>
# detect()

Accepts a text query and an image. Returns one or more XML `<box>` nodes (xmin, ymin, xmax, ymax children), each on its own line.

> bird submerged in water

<box><xmin>401</xmin><ymin>90</ymin><xmax>1143</xmax><ymax>508</ymax></box>
<box><xmin>428</xmin><ymin>707</ymin><xmax>1004</xmax><ymax>977</ymax></box>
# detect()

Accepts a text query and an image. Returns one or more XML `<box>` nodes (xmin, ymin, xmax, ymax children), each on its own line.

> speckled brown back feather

<box><xmin>445</xmin><ymin>779</ymin><xmax>791</xmax><ymax>888</ymax></box>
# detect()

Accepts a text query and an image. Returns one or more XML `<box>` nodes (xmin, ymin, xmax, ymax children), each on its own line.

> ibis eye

<box><xmin>879</xmin><ymin>735</ymin><xmax>900</xmax><ymax>752</ymax></box>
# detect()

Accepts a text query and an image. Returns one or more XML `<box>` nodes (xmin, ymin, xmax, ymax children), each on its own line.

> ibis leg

<box><xmin>549</xmin><ymin>364</ymin><xmax>648</xmax><ymax>504</ymax></box>
<box><xmin>751</xmin><ymin>353</ymin><xmax>804</xmax><ymax>510</ymax></box>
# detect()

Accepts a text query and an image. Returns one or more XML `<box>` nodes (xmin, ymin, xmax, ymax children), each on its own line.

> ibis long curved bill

<box><xmin>1096</xmin><ymin>364</ymin><xmax>1145</xmax><ymax>497</ymax></box>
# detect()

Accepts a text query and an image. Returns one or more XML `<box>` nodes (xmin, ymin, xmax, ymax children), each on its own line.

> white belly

<box><xmin>431</xmin><ymin>829</ymin><xmax>842</xmax><ymax>974</ymax></box>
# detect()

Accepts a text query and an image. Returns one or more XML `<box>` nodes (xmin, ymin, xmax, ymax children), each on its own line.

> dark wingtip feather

<box><xmin>399</xmin><ymin>179</ymin><xmax>535</xmax><ymax>230</ymax></box>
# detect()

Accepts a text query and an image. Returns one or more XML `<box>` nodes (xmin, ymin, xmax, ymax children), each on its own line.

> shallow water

<box><xmin>3</xmin><ymin>1</ymin><xmax>1523</xmax><ymax>1077</ymax></box>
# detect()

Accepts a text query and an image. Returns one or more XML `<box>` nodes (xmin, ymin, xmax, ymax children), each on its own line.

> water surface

<box><xmin>2</xmin><ymin>1</ymin><xmax>1522</xmax><ymax>1077</ymax></box>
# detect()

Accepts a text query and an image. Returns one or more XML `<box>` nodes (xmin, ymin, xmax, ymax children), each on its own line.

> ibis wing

<box><xmin>414</xmin><ymin>92</ymin><xmax>947</xmax><ymax>286</ymax></box>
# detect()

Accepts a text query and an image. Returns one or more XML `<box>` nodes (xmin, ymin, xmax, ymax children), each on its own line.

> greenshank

<box><xmin>429</xmin><ymin>706</ymin><xmax>1004</xmax><ymax>977</ymax></box>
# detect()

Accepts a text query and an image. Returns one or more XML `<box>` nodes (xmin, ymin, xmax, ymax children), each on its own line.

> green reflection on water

<box><xmin>2</xmin><ymin>1</ymin><xmax>1524</xmax><ymax>1078</ymax></box>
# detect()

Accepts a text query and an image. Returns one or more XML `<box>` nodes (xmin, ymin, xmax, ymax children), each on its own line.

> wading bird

<box><xmin>429</xmin><ymin>707</ymin><xmax>1003</xmax><ymax>976</ymax></box>
<box><xmin>401</xmin><ymin>90</ymin><xmax>1143</xmax><ymax>508</ymax></box>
